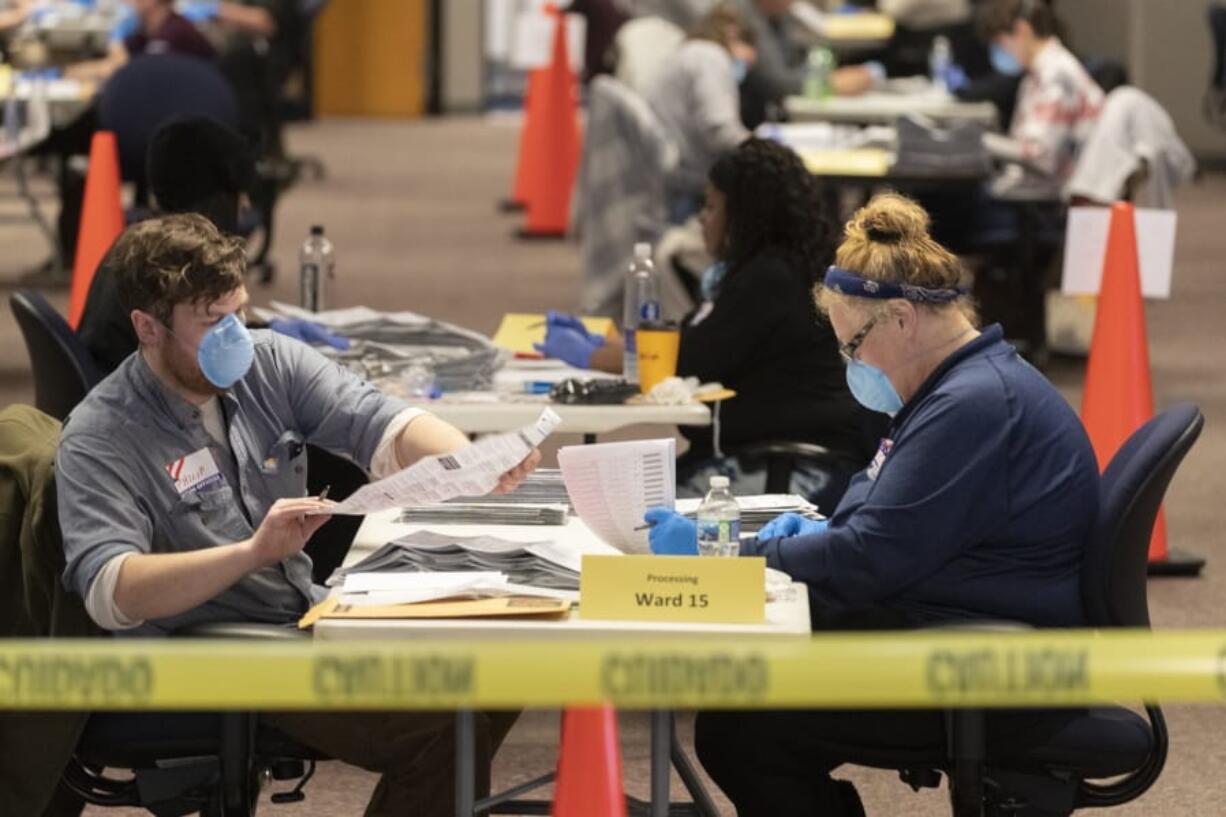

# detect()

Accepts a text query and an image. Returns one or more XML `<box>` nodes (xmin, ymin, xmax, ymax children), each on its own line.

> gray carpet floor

<box><xmin>0</xmin><ymin>116</ymin><xmax>1222</xmax><ymax>815</ymax></box>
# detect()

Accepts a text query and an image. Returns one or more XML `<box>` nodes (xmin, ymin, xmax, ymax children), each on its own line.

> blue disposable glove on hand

<box><xmin>644</xmin><ymin>506</ymin><xmax>698</xmax><ymax>555</ymax></box>
<box><xmin>534</xmin><ymin>312</ymin><xmax>604</xmax><ymax>369</ymax></box>
<box><xmin>756</xmin><ymin>513</ymin><xmax>829</xmax><ymax>540</ymax></box>
<box><xmin>269</xmin><ymin>318</ymin><xmax>351</xmax><ymax>350</ymax></box>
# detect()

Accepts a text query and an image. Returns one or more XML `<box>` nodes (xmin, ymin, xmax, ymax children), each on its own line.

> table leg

<box><xmin>650</xmin><ymin>711</ymin><xmax>673</xmax><ymax>817</ymax></box>
<box><xmin>456</xmin><ymin>709</ymin><xmax>476</xmax><ymax>817</ymax></box>
<box><xmin>671</xmin><ymin>732</ymin><xmax>721</xmax><ymax>817</ymax></box>
<box><xmin>583</xmin><ymin>433</ymin><xmax>597</xmax><ymax>445</ymax></box>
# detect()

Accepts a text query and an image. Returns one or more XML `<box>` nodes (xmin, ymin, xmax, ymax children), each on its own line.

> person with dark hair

<box><xmin>68</xmin><ymin>0</ymin><xmax>218</xmax><ymax>82</ymax></box>
<box><xmin>78</xmin><ymin>116</ymin><xmax>256</xmax><ymax>374</ymax></box>
<box><xmin>977</xmin><ymin>0</ymin><xmax>1102</xmax><ymax>185</ymax></box>
<box><xmin>537</xmin><ymin>138</ymin><xmax>881</xmax><ymax>509</ymax></box>
<box><xmin>57</xmin><ymin>213</ymin><xmax>538</xmax><ymax>817</ymax></box>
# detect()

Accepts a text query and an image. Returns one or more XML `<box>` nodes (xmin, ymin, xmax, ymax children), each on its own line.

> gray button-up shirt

<box><xmin>57</xmin><ymin>330</ymin><xmax>409</xmax><ymax>635</ymax></box>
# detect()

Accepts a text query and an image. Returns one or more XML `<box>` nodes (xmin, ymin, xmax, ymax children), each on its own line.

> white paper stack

<box><xmin>337</xmin><ymin>570</ymin><xmax>576</xmax><ymax>606</ymax></box>
<box><xmin>676</xmin><ymin>494</ymin><xmax>822</xmax><ymax>533</ymax></box>
<box><xmin>557</xmin><ymin>438</ymin><xmax>676</xmax><ymax>553</ymax></box>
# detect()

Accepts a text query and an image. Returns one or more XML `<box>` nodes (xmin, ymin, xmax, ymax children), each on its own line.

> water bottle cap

<box><xmin>709</xmin><ymin>475</ymin><xmax>730</xmax><ymax>489</ymax></box>
<box><xmin>634</xmin><ymin>242</ymin><xmax>651</xmax><ymax>260</ymax></box>
<box><xmin>310</xmin><ymin>225</ymin><xmax>324</xmax><ymax>236</ymax></box>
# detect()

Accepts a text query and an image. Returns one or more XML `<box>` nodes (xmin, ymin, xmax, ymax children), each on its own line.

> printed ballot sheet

<box><xmin>317</xmin><ymin>408</ymin><xmax>561</xmax><ymax>516</ymax></box>
<box><xmin>557</xmin><ymin>438</ymin><xmax>675</xmax><ymax>554</ymax></box>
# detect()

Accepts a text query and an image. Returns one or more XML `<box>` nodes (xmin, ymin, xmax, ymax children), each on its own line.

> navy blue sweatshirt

<box><xmin>742</xmin><ymin>325</ymin><xmax>1098</xmax><ymax>627</ymax></box>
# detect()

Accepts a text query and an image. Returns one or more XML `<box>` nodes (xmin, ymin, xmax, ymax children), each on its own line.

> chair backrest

<box><xmin>97</xmin><ymin>54</ymin><xmax>240</xmax><ymax>188</ymax></box>
<box><xmin>1081</xmin><ymin>403</ymin><xmax>1203</xmax><ymax>628</ymax></box>
<box><xmin>9</xmin><ymin>290</ymin><xmax>103</xmax><ymax>422</ymax></box>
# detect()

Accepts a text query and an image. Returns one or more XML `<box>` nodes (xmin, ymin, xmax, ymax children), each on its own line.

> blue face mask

<box><xmin>990</xmin><ymin>43</ymin><xmax>1024</xmax><ymax>76</ymax></box>
<box><xmin>731</xmin><ymin>58</ymin><xmax>749</xmax><ymax>84</ymax></box>
<box><xmin>845</xmin><ymin>358</ymin><xmax>903</xmax><ymax>416</ymax></box>
<box><xmin>196</xmin><ymin>313</ymin><xmax>254</xmax><ymax>389</ymax></box>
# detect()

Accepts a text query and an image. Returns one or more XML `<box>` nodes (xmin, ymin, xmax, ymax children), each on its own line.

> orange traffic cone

<box><xmin>67</xmin><ymin>131</ymin><xmax>125</xmax><ymax>329</ymax></box>
<box><xmin>1080</xmin><ymin>203</ymin><xmax>1203</xmax><ymax>576</ymax></box>
<box><xmin>503</xmin><ymin>68</ymin><xmax>546</xmax><ymax>212</ymax></box>
<box><xmin>552</xmin><ymin>707</ymin><xmax>627</xmax><ymax>817</ymax></box>
<box><xmin>519</xmin><ymin>8</ymin><xmax>582</xmax><ymax>239</ymax></box>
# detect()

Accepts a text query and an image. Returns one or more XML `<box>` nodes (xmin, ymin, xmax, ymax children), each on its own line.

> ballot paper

<box><xmin>676</xmin><ymin>494</ymin><xmax>823</xmax><ymax>533</ymax></box>
<box><xmin>329</xmin><ymin>530</ymin><xmax>583</xmax><ymax>591</ymax></box>
<box><xmin>557</xmin><ymin>439</ymin><xmax>675</xmax><ymax>554</ymax></box>
<box><xmin>317</xmin><ymin>408</ymin><xmax>561</xmax><ymax>516</ymax></box>
<box><xmin>336</xmin><ymin>570</ymin><xmax>577</xmax><ymax>606</ymax></box>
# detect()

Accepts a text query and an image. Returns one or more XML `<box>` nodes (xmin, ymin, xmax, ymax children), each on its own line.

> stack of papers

<box><xmin>449</xmin><ymin>468</ymin><xmax>573</xmax><ymax>508</ymax></box>
<box><xmin>676</xmin><ymin>494</ymin><xmax>822</xmax><ymax>533</ymax></box>
<box><xmin>397</xmin><ymin>504</ymin><xmax>568</xmax><ymax>526</ymax></box>
<box><xmin>330</xmin><ymin>530</ymin><xmax>581</xmax><ymax>593</ymax></box>
<box><xmin>315</xmin><ymin>408</ymin><xmax>560</xmax><ymax>516</ymax></box>
<box><xmin>336</xmin><ymin>570</ymin><xmax>575</xmax><ymax>606</ymax></box>
<box><xmin>557</xmin><ymin>439</ymin><xmax>675</xmax><ymax>553</ymax></box>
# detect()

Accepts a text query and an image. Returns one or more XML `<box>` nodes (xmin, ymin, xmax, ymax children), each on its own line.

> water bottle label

<box><xmin>640</xmin><ymin>301</ymin><xmax>660</xmax><ymax>323</ymax></box>
<box><xmin>697</xmin><ymin>519</ymin><xmax>740</xmax><ymax>544</ymax></box>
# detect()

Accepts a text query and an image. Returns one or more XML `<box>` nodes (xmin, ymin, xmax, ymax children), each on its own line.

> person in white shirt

<box><xmin>977</xmin><ymin>0</ymin><xmax>1103</xmax><ymax>184</ymax></box>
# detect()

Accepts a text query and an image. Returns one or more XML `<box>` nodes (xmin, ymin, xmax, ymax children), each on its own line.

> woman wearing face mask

<box><xmin>539</xmin><ymin>138</ymin><xmax>883</xmax><ymax>510</ymax></box>
<box><xmin>644</xmin><ymin>3</ymin><xmax>757</xmax><ymax>223</ymax></box>
<box><xmin>645</xmin><ymin>193</ymin><xmax>1101</xmax><ymax>814</ymax></box>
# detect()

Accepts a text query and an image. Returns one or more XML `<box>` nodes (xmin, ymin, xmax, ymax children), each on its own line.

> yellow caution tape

<box><xmin>1</xmin><ymin>630</ymin><xmax>1224</xmax><ymax>710</ymax></box>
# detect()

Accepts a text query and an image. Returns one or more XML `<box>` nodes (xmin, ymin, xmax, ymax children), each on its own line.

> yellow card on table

<box><xmin>492</xmin><ymin>313</ymin><xmax>617</xmax><ymax>355</ymax></box>
<box><xmin>579</xmin><ymin>555</ymin><xmax>765</xmax><ymax>624</ymax></box>
<box><xmin>799</xmin><ymin>148</ymin><xmax>892</xmax><ymax>177</ymax></box>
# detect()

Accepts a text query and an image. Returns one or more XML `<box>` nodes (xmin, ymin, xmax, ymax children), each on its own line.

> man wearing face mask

<box><xmin>645</xmin><ymin>194</ymin><xmax>1100</xmax><ymax>814</ymax></box>
<box><xmin>56</xmin><ymin>214</ymin><xmax>538</xmax><ymax>816</ymax></box>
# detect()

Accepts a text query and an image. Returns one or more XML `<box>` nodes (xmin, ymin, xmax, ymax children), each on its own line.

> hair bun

<box><xmin>855</xmin><ymin>193</ymin><xmax>929</xmax><ymax>244</ymax></box>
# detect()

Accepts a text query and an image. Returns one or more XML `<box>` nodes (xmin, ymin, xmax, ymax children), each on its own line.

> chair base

<box><xmin>1147</xmin><ymin>546</ymin><xmax>1206</xmax><ymax>577</ymax></box>
<box><xmin>498</xmin><ymin>198</ymin><xmax>526</xmax><ymax>212</ymax></box>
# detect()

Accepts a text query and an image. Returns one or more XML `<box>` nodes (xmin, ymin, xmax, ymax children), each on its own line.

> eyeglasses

<box><xmin>838</xmin><ymin>315</ymin><xmax>878</xmax><ymax>363</ymax></box>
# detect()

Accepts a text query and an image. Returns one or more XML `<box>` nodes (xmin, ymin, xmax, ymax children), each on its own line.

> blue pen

<box><xmin>523</xmin><ymin>381</ymin><xmax>553</xmax><ymax>395</ymax></box>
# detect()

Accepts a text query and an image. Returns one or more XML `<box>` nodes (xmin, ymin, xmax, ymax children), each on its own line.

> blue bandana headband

<box><xmin>823</xmin><ymin>266</ymin><xmax>967</xmax><ymax>304</ymax></box>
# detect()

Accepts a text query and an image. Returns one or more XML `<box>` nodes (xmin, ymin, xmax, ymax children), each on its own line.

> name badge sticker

<box><xmin>866</xmin><ymin>438</ymin><xmax>894</xmax><ymax>481</ymax></box>
<box><xmin>165</xmin><ymin>448</ymin><xmax>223</xmax><ymax>496</ymax></box>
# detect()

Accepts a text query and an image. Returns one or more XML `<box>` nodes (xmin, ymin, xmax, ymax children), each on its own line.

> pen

<box><xmin>318</xmin><ymin>485</ymin><xmax>331</xmax><ymax>502</ymax></box>
<box><xmin>633</xmin><ymin>523</ymin><xmax>651</xmax><ymax>531</ymax></box>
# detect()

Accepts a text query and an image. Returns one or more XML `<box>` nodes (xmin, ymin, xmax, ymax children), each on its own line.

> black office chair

<box><xmin>65</xmin><ymin>624</ymin><xmax>326</xmax><ymax>817</ymax></box>
<box><xmin>722</xmin><ymin>440</ymin><xmax>866</xmax><ymax>516</ymax></box>
<box><xmin>9</xmin><ymin>290</ymin><xmax>103</xmax><ymax>421</ymax></box>
<box><xmin>858</xmin><ymin>403</ymin><xmax>1203</xmax><ymax>817</ymax></box>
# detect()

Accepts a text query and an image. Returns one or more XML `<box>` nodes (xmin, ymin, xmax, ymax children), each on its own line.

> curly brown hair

<box><xmin>707</xmin><ymin>137</ymin><xmax>836</xmax><ymax>286</ymax></box>
<box><xmin>111</xmin><ymin>213</ymin><xmax>247</xmax><ymax>324</ymax></box>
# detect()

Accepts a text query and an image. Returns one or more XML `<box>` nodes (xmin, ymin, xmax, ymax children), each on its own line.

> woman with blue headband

<box><xmin>647</xmin><ymin>193</ymin><xmax>1101</xmax><ymax>816</ymax></box>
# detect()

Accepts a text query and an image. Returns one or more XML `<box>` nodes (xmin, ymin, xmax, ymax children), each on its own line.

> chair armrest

<box><xmin>173</xmin><ymin>622</ymin><xmax>309</xmax><ymax>640</ymax></box>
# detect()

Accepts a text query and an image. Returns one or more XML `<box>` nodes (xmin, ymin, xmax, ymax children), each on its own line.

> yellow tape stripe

<box><xmin>1</xmin><ymin>631</ymin><xmax>1223</xmax><ymax>710</ymax></box>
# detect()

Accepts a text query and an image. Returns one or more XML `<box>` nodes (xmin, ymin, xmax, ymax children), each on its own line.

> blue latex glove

<box><xmin>268</xmin><ymin>318</ymin><xmax>351</xmax><ymax>350</ymax></box>
<box><xmin>644</xmin><ymin>506</ymin><xmax>698</xmax><ymax>555</ymax></box>
<box><xmin>533</xmin><ymin>312</ymin><xmax>604</xmax><ymax>368</ymax></box>
<box><xmin>180</xmin><ymin>0</ymin><xmax>222</xmax><ymax>22</ymax></box>
<box><xmin>757</xmin><ymin>513</ymin><xmax>829</xmax><ymax>540</ymax></box>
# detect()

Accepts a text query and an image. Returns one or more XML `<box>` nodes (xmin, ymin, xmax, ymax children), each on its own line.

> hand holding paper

<box><xmin>316</xmin><ymin>408</ymin><xmax>560</xmax><ymax>516</ymax></box>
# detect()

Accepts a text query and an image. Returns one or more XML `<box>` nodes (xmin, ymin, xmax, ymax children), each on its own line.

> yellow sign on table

<box><xmin>492</xmin><ymin>313</ymin><xmax>617</xmax><ymax>356</ymax></box>
<box><xmin>579</xmin><ymin>555</ymin><xmax>765</xmax><ymax>624</ymax></box>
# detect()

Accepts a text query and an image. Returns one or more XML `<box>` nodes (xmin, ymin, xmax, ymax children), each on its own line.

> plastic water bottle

<box><xmin>804</xmin><ymin>47</ymin><xmax>835</xmax><ymax>99</ymax></box>
<box><xmin>299</xmin><ymin>225</ymin><xmax>335</xmax><ymax>313</ymax></box>
<box><xmin>929</xmin><ymin>35</ymin><xmax>952</xmax><ymax>92</ymax></box>
<box><xmin>622</xmin><ymin>242</ymin><xmax>660</xmax><ymax>383</ymax></box>
<box><xmin>696</xmin><ymin>476</ymin><xmax>741</xmax><ymax>557</ymax></box>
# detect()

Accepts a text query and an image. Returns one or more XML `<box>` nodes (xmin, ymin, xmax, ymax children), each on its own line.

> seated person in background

<box><xmin>79</xmin><ymin>116</ymin><xmax>257</xmax><ymax>374</ymax></box>
<box><xmin>68</xmin><ymin>0</ymin><xmax>217</xmax><ymax>82</ymax></box>
<box><xmin>538</xmin><ymin>138</ymin><xmax>884</xmax><ymax>511</ymax></box>
<box><xmin>57</xmin><ymin>214</ymin><xmax>537</xmax><ymax>816</ymax></box>
<box><xmin>645</xmin><ymin>3</ymin><xmax>755</xmax><ymax>222</ymax></box>
<box><xmin>977</xmin><ymin>0</ymin><xmax>1102</xmax><ymax>189</ymax></box>
<box><xmin>646</xmin><ymin>193</ymin><xmax>1099</xmax><ymax>814</ymax></box>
